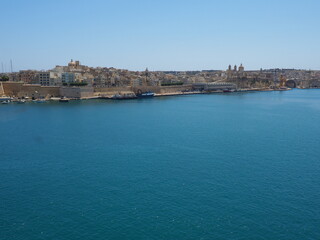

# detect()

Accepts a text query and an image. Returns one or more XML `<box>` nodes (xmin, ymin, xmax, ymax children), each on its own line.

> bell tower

<box><xmin>239</xmin><ymin>64</ymin><xmax>244</xmax><ymax>72</ymax></box>
<box><xmin>234</xmin><ymin>65</ymin><xmax>237</xmax><ymax>71</ymax></box>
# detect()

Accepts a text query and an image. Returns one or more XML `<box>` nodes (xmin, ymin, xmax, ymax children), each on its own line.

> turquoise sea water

<box><xmin>1</xmin><ymin>89</ymin><xmax>320</xmax><ymax>240</ymax></box>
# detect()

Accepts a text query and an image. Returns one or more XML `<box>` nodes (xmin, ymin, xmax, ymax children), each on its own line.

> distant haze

<box><xmin>1</xmin><ymin>0</ymin><xmax>320</xmax><ymax>71</ymax></box>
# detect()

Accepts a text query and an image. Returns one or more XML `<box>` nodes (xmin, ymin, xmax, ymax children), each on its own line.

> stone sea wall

<box><xmin>2</xmin><ymin>82</ymin><xmax>193</xmax><ymax>98</ymax></box>
<box><xmin>2</xmin><ymin>82</ymin><xmax>60</xmax><ymax>98</ymax></box>
<box><xmin>0</xmin><ymin>82</ymin><xmax>5</xmax><ymax>96</ymax></box>
<box><xmin>95</xmin><ymin>85</ymin><xmax>191</xmax><ymax>95</ymax></box>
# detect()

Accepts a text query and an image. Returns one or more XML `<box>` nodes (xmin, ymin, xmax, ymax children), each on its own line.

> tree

<box><xmin>0</xmin><ymin>75</ymin><xmax>9</xmax><ymax>81</ymax></box>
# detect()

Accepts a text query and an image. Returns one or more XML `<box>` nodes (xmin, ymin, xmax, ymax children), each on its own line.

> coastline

<box><xmin>0</xmin><ymin>87</ymin><xmax>297</xmax><ymax>104</ymax></box>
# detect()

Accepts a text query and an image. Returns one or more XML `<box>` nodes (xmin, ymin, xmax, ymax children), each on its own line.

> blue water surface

<box><xmin>1</xmin><ymin>89</ymin><xmax>320</xmax><ymax>240</ymax></box>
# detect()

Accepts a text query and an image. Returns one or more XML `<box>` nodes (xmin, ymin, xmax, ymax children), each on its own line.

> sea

<box><xmin>1</xmin><ymin>89</ymin><xmax>320</xmax><ymax>240</ymax></box>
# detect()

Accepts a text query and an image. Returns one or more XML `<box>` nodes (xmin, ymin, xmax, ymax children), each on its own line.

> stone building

<box><xmin>37</xmin><ymin>72</ymin><xmax>51</xmax><ymax>86</ymax></box>
<box><xmin>19</xmin><ymin>70</ymin><xmax>38</xmax><ymax>84</ymax></box>
<box><xmin>226</xmin><ymin>64</ymin><xmax>273</xmax><ymax>88</ymax></box>
<box><xmin>62</xmin><ymin>72</ymin><xmax>75</xmax><ymax>84</ymax></box>
<box><xmin>68</xmin><ymin>59</ymin><xmax>81</xmax><ymax>68</ymax></box>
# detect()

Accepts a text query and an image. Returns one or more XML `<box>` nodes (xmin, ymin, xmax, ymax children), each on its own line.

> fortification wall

<box><xmin>38</xmin><ymin>86</ymin><xmax>60</xmax><ymax>97</ymax></box>
<box><xmin>0</xmin><ymin>82</ymin><xmax>4</xmax><ymax>96</ymax></box>
<box><xmin>2</xmin><ymin>82</ymin><xmax>193</xmax><ymax>98</ymax></box>
<box><xmin>2</xmin><ymin>82</ymin><xmax>23</xmax><ymax>96</ymax></box>
<box><xmin>132</xmin><ymin>85</ymin><xmax>191</xmax><ymax>94</ymax></box>
<box><xmin>158</xmin><ymin>85</ymin><xmax>192</xmax><ymax>93</ymax></box>
<box><xmin>2</xmin><ymin>82</ymin><xmax>60</xmax><ymax>98</ymax></box>
<box><xmin>95</xmin><ymin>85</ymin><xmax>192</xmax><ymax>95</ymax></box>
<box><xmin>94</xmin><ymin>86</ymin><xmax>132</xmax><ymax>93</ymax></box>
<box><xmin>60</xmin><ymin>87</ymin><xmax>94</xmax><ymax>98</ymax></box>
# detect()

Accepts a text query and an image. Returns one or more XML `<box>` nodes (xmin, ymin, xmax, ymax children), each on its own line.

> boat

<box><xmin>50</xmin><ymin>97</ymin><xmax>61</xmax><ymax>101</ymax></box>
<box><xmin>274</xmin><ymin>87</ymin><xmax>290</xmax><ymax>91</ymax></box>
<box><xmin>112</xmin><ymin>93</ymin><xmax>137</xmax><ymax>100</ymax></box>
<box><xmin>33</xmin><ymin>99</ymin><xmax>47</xmax><ymax>103</ymax></box>
<box><xmin>59</xmin><ymin>97</ymin><xmax>70</xmax><ymax>103</ymax></box>
<box><xmin>223</xmin><ymin>89</ymin><xmax>235</xmax><ymax>93</ymax></box>
<box><xmin>0</xmin><ymin>96</ymin><xmax>12</xmax><ymax>102</ymax></box>
<box><xmin>136</xmin><ymin>90</ymin><xmax>155</xmax><ymax>98</ymax></box>
<box><xmin>17</xmin><ymin>99</ymin><xmax>26</xmax><ymax>104</ymax></box>
<box><xmin>1</xmin><ymin>100</ymin><xmax>10</xmax><ymax>104</ymax></box>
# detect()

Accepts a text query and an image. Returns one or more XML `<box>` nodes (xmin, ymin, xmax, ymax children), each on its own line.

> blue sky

<box><xmin>1</xmin><ymin>0</ymin><xmax>319</xmax><ymax>71</ymax></box>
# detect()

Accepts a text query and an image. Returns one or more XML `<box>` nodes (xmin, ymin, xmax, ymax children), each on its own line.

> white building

<box><xmin>62</xmin><ymin>73</ymin><xmax>75</xmax><ymax>84</ymax></box>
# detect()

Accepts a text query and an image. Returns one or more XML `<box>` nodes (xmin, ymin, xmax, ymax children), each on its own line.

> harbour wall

<box><xmin>2</xmin><ymin>82</ymin><xmax>60</xmax><ymax>98</ymax></box>
<box><xmin>60</xmin><ymin>87</ymin><xmax>94</xmax><ymax>99</ymax></box>
<box><xmin>0</xmin><ymin>82</ymin><xmax>4</xmax><ymax>96</ymax></box>
<box><xmin>2</xmin><ymin>82</ymin><xmax>193</xmax><ymax>98</ymax></box>
<box><xmin>95</xmin><ymin>85</ymin><xmax>192</xmax><ymax>96</ymax></box>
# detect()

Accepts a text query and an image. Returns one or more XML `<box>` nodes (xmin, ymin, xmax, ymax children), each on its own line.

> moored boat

<box><xmin>33</xmin><ymin>99</ymin><xmax>47</xmax><ymax>103</ymax></box>
<box><xmin>1</xmin><ymin>100</ymin><xmax>11</xmax><ymax>104</ymax></box>
<box><xmin>112</xmin><ymin>92</ymin><xmax>137</xmax><ymax>100</ymax></box>
<box><xmin>136</xmin><ymin>91</ymin><xmax>155</xmax><ymax>98</ymax></box>
<box><xmin>0</xmin><ymin>96</ymin><xmax>12</xmax><ymax>102</ymax></box>
<box><xmin>223</xmin><ymin>89</ymin><xmax>235</xmax><ymax>93</ymax></box>
<box><xmin>59</xmin><ymin>97</ymin><xmax>70</xmax><ymax>102</ymax></box>
<box><xmin>17</xmin><ymin>99</ymin><xmax>26</xmax><ymax>104</ymax></box>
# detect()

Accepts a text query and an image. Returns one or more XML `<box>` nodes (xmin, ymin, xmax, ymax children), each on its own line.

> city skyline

<box><xmin>2</xmin><ymin>59</ymin><xmax>320</xmax><ymax>74</ymax></box>
<box><xmin>1</xmin><ymin>0</ymin><xmax>320</xmax><ymax>71</ymax></box>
